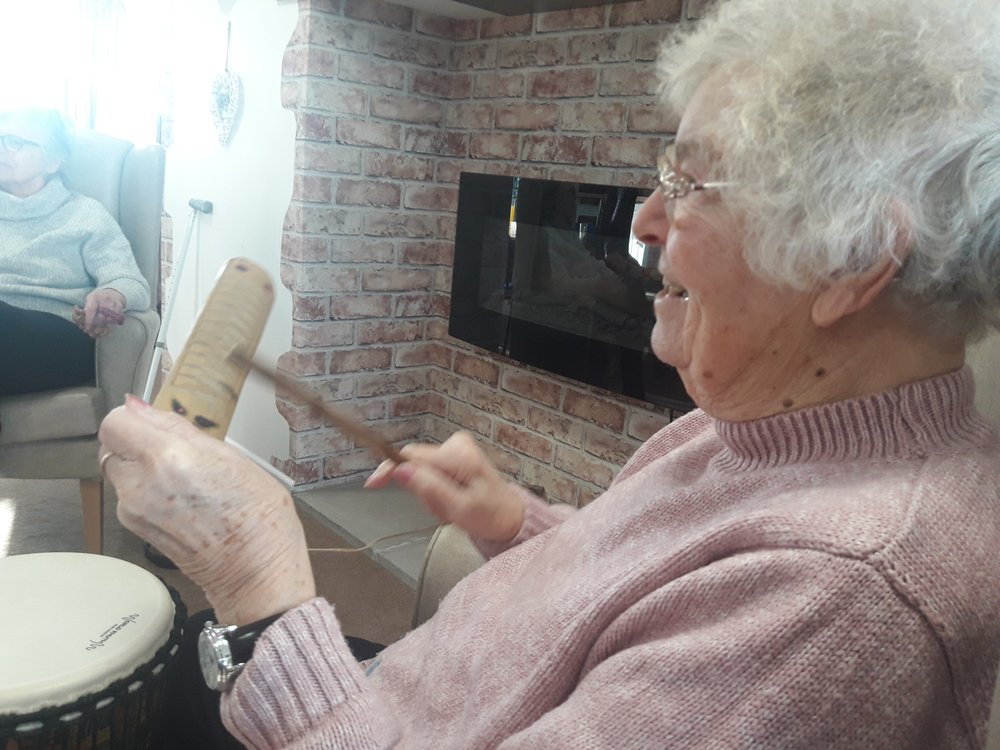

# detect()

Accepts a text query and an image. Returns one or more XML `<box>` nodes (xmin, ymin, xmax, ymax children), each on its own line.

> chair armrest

<box><xmin>410</xmin><ymin>485</ymin><xmax>547</xmax><ymax>629</ymax></box>
<box><xmin>95</xmin><ymin>309</ymin><xmax>160</xmax><ymax>412</ymax></box>
<box><xmin>411</xmin><ymin>524</ymin><xmax>486</xmax><ymax>629</ymax></box>
<box><xmin>119</xmin><ymin>144</ymin><xmax>165</xmax><ymax>296</ymax></box>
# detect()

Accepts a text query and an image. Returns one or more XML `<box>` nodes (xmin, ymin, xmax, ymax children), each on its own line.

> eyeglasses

<box><xmin>0</xmin><ymin>134</ymin><xmax>43</xmax><ymax>153</ymax></box>
<box><xmin>656</xmin><ymin>143</ymin><xmax>736</xmax><ymax>222</ymax></box>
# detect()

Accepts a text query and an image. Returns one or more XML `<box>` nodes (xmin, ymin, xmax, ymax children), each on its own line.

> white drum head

<box><xmin>0</xmin><ymin>552</ymin><xmax>176</xmax><ymax>714</ymax></box>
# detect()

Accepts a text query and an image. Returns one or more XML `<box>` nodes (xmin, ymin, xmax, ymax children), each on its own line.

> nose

<box><xmin>631</xmin><ymin>187</ymin><xmax>669</xmax><ymax>248</ymax></box>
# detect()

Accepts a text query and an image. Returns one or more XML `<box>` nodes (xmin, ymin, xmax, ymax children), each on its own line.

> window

<box><xmin>1</xmin><ymin>0</ymin><xmax>169</xmax><ymax>145</ymax></box>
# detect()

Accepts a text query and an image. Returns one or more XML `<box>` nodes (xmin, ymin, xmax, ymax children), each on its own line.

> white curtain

<box><xmin>0</xmin><ymin>0</ymin><xmax>170</xmax><ymax>145</ymax></box>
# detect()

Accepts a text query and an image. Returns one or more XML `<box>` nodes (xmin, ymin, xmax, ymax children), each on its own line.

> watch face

<box><xmin>198</xmin><ymin>623</ymin><xmax>234</xmax><ymax>691</ymax></box>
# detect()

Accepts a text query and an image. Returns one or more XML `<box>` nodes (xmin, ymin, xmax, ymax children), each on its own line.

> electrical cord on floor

<box><xmin>308</xmin><ymin>523</ymin><xmax>442</xmax><ymax>553</ymax></box>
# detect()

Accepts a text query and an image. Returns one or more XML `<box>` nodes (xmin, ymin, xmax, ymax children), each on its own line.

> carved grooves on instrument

<box><xmin>154</xmin><ymin>259</ymin><xmax>274</xmax><ymax>436</ymax></box>
<box><xmin>169</xmin><ymin>264</ymin><xmax>272</xmax><ymax>400</ymax></box>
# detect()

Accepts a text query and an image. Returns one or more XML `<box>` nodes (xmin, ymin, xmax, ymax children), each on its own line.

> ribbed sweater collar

<box><xmin>713</xmin><ymin>367</ymin><xmax>993</xmax><ymax>471</ymax></box>
<box><xmin>0</xmin><ymin>177</ymin><xmax>71</xmax><ymax>221</ymax></box>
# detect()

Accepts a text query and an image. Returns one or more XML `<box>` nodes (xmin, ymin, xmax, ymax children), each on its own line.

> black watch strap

<box><xmin>226</xmin><ymin>611</ymin><xmax>285</xmax><ymax>664</ymax></box>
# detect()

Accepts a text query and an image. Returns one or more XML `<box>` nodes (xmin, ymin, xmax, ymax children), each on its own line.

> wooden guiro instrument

<box><xmin>152</xmin><ymin>258</ymin><xmax>274</xmax><ymax>440</ymax></box>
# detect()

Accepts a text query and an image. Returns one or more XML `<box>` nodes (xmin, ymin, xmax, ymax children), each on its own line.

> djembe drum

<box><xmin>0</xmin><ymin>553</ymin><xmax>185</xmax><ymax>749</ymax></box>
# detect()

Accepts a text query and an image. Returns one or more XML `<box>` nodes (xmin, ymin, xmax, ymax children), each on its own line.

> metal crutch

<box><xmin>141</xmin><ymin>198</ymin><xmax>213</xmax><ymax>402</ymax></box>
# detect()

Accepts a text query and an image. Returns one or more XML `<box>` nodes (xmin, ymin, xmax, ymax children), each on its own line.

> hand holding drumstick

<box><xmin>72</xmin><ymin>288</ymin><xmax>127</xmax><ymax>338</ymax></box>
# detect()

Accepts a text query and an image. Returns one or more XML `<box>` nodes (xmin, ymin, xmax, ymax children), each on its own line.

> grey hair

<box><xmin>658</xmin><ymin>0</ymin><xmax>1000</xmax><ymax>340</ymax></box>
<box><xmin>0</xmin><ymin>107</ymin><xmax>75</xmax><ymax>166</ymax></box>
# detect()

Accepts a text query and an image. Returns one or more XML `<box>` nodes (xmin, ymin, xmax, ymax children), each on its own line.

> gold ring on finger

<box><xmin>99</xmin><ymin>451</ymin><xmax>116</xmax><ymax>478</ymax></box>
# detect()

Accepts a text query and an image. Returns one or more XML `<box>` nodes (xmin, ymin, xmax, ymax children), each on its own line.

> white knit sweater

<box><xmin>0</xmin><ymin>177</ymin><xmax>149</xmax><ymax>320</ymax></box>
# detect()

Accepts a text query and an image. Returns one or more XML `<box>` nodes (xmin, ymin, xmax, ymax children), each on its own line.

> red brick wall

<box><xmin>278</xmin><ymin>0</ymin><xmax>704</xmax><ymax>506</ymax></box>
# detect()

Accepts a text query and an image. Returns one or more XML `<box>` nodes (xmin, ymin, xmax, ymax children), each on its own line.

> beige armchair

<box><xmin>0</xmin><ymin>130</ymin><xmax>164</xmax><ymax>554</ymax></box>
<box><xmin>412</xmin><ymin>523</ymin><xmax>485</xmax><ymax>629</ymax></box>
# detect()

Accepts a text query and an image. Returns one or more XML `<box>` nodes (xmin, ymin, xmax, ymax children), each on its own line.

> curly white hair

<box><xmin>658</xmin><ymin>0</ymin><xmax>1000</xmax><ymax>339</ymax></box>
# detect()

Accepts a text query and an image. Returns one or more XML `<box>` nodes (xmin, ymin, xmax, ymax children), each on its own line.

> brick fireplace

<box><xmin>275</xmin><ymin>0</ymin><xmax>712</xmax><ymax>506</ymax></box>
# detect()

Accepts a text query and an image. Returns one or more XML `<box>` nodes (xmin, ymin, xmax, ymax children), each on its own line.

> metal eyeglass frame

<box><xmin>0</xmin><ymin>134</ymin><xmax>44</xmax><ymax>153</ymax></box>
<box><xmin>656</xmin><ymin>142</ymin><xmax>737</xmax><ymax>221</ymax></box>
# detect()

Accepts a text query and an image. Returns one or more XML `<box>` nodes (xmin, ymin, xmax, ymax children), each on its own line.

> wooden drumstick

<box><xmin>230</xmin><ymin>354</ymin><xmax>405</xmax><ymax>465</ymax></box>
<box><xmin>152</xmin><ymin>258</ymin><xmax>274</xmax><ymax>440</ymax></box>
<box><xmin>145</xmin><ymin>258</ymin><xmax>417</xmax><ymax>556</ymax></box>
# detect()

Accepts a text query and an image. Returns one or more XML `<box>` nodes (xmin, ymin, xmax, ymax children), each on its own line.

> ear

<box><xmin>811</xmin><ymin>253</ymin><xmax>903</xmax><ymax>328</ymax></box>
<box><xmin>813</xmin><ymin>199</ymin><xmax>914</xmax><ymax>328</ymax></box>
<box><xmin>42</xmin><ymin>154</ymin><xmax>62</xmax><ymax>177</ymax></box>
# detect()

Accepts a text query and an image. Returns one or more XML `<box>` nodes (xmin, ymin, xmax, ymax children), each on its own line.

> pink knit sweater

<box><xmin>222</xmin><ymin>368</ymin><xmax>1000</xmax><ymax>749</ymax></box>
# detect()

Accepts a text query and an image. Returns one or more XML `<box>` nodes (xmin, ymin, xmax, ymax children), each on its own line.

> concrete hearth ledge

<box><xmin>294</xmin><ymin>481</ymin><xmax>438</xmax><ymax>589</ymax></box>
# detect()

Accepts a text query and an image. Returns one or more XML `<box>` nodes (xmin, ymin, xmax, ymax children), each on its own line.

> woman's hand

<box><xmin>75</xmin><ymin>287</ymin><xmax>126</xmax><ymax>337</ymax></box>
<box><xmin>99</xmin><ymin>395</ymin><xmax>316</xmax><ymax>625</ymax></box>
<box><xmin>365</xmin><ymin>431</ymin><xmax>524</xmax><ymax>542</ymax></box>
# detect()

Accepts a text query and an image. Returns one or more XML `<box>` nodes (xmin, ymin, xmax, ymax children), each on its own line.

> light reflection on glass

<box><xmin>0</xmin><ymin>498</ymin><xmax>16</xmax><ymax>557</ymax></box>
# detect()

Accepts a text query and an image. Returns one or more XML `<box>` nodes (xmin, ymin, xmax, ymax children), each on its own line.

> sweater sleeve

<box><xmin>220</xmin><ymin>598</ymin><xmax>402</xmax><ymax>749</ymax></box>
<box><xmin>472</xmin><ymin>483</ymin><xmax>576</xmax><ymax>559</ymax></box>
<box><xmin>220</xmin><ymin>551</ymin><xmax>956</xmax><ymax>750</ymax></box>
<box><xmin>79</xmin><ymin>203</ymin><xmax>150</xmax><ymax>311</ymax></box>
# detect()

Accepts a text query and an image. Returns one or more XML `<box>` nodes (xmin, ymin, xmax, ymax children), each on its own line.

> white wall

<box><xmin>2</xmin><ymin>1</ymin><xmax>297</xmax><ymax>468</ymax></box>
<box><xmin>162</xmin><ymin>0</ymin><xmax>297</xmax><ymax>468</ymax></box>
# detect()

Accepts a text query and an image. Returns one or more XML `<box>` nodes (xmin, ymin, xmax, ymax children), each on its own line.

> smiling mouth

<box><xmin>663</xmin><ymin>283</ymin><xmax>689</xmax><ymax>300</ymax></box>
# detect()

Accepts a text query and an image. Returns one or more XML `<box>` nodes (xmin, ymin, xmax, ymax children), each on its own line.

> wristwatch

<box><xmin>198</xmin><ymin>612</ymin><xmax>284</xmax><ymax>691</ymax></box>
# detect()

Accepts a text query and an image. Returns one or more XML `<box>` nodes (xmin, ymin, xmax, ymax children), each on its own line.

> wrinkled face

<box><xmin>632</xmin><ymin>77</ymin><xmax>821</xmax><ymax>419</ymax></box>
<box><xmin>0</xmin><ymin>116</ymin><xmax>62</xmax><ymax>197</ymax></box>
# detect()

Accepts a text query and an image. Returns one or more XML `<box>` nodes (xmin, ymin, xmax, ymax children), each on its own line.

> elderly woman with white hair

<box><xmin>99</xmin><ymin>0</ymin><xmax>1000</xmax><ymax>747</ymax></box>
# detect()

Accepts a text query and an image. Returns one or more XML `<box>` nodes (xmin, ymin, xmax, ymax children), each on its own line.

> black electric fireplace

<box><xmin>448</xmin><ymin>171</ymin><xmax>695</xmax><ymax>411</ymax></box>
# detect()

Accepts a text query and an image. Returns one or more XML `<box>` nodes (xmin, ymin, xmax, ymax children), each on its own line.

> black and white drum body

<box><xmin>0</xmin><ymin>552</ymin><xmax>185</xmax><ymax>749</ymax></box>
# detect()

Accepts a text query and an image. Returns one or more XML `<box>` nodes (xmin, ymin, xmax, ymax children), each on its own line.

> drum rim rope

<box><xmin>0</xmin><ymin>578</ymin><xmax>187</xmax><ymax>738</ymax></box>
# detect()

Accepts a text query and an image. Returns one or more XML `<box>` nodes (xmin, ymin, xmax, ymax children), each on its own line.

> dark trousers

<box><xmin>0</xmin><ymin>301</ymin><xmax>95</xmax><ymax>396</ymax></box>
<box><xmin>164</xmin><ymin>609</ymin><xmax>384</xmax><ymax>750</ymax></box>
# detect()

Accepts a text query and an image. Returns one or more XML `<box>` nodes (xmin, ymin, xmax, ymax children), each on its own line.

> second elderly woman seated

<box><xmin>98</xmin><ymin>0</ymin><xmax>1000</xmax><ymax>746</ymax></box>
<box><xmin>0</xmin><ymin>107</ymin><xmax>150</xmax><ymax>397</ymax></box>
